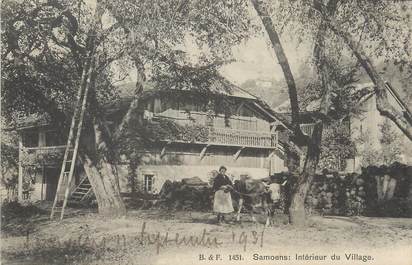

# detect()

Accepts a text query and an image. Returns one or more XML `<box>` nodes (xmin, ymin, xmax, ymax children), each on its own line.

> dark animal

<box><xmin>232</xmin><ymin>175</ymin><xmax>287</xmax><ymax>226</ymax></box>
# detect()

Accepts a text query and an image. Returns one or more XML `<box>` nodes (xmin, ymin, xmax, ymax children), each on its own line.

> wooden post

<box><xmin>160</xmin><ymin>141</ymin><xmax>172</xmax><ymax>158</ymax></box>
<box><xmin>199</xmin><ymin>145</ymin><xmax>210</xmax><ymax>160</ymax></box>
<box><xmin>18</xmin><ymin>135</ymin><xmax>23</xmax><ymax>201</ymax></box>
<box><xmin>41</xmin><ymin>164</ymin><xmax>45</xmax><ymax>200</ymax></box>
<box><xmin>233</xmin><ymin>147</ymin><xmax>245</xmax><ymax>161</ymax></box>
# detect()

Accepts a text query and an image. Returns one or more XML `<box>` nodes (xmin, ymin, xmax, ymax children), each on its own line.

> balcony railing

<box><xmin>20</xmin><ymin>146</ymin><xmax>66</xmax><ymax>166</ymax></box>
<box><xmin>209</xmin><ymin>127</ymin><xmax>276</xmax><ymax>148</ymax></box>
<box><xmin>300</xmin><ymin>123</ymin><xmax>315</xmax><ymax>136</ymax></box>
<box><xmin>300</xmin><ymin>122</ymin><xmax>350</xmax><ymax>137</ymax></box>
<box><xmin>150</xmin><ymin>109</ymin><xmax>277</xmax><ymax>148</ymax></box>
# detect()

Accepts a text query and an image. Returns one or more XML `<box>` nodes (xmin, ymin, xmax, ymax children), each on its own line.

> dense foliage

<box><xmin>318</xmin><ymin>121</ymin><xmax>357</xmax><ymax>171</ymax></box>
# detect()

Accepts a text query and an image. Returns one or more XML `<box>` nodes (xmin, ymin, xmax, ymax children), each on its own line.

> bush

<box><xmin>1</xmin><ymin>200</ymin><xmax>47</xmax><ymax>236</ymax></box>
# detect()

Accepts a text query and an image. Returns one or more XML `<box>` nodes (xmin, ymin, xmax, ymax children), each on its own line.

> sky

<box><xmin>220</xmin><ymin>34</ymin><xmax>311</xmax><ymax>85</ymax></box>
<box><xmin>118</xmin><ymin>30</ymin><xmax>313</xmax><ymax>87</ymax></box>
<box><xmin>96</xmin><ymin>0</ymin><xmax>314</xmax><ymax>88</ymax></box>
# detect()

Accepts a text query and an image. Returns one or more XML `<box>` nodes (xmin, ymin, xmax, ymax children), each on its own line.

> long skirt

<box><xmin>213</xmin><ymin>190</ymin><xmax>234</xmax><ymax>214</ymax></box>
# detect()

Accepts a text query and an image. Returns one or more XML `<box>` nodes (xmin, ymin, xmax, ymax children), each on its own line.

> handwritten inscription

<box><xmin>23</xmin><ymin>222</ymin><xmax>265</xmax><ymax>255</ymax></box>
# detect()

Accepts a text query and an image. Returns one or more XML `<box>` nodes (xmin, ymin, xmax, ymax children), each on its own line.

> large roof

<box><xmin>14</xmin><ymin>78</ymin><xmax>269</xmax><ymax>130</ymax></box>
<box><xmin>116</xmin><ymin>78</ymin><xmax>257</xmax><ymax>100</ymax></box>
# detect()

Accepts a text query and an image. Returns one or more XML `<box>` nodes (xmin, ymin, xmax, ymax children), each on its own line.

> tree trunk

<box><xmin>249</xmin><ymin>0</ymin><xmax>303</xmax><ymax>136</ymax></box>
<box><xmin>80</xmin><ymin>115</ymin><xmax>126</xmax><ymax>217</ymax></box>
<box><xmin>251</xmin><ymin>0</ymin><xmax>313</xmax><ymax>225</ymax></box>
<box><xmin>113</xmin><ymin>54</ymin><xmax>146</xmax><ymax>140</ymax></box>
<box><xmin>289</xmin><ymin>122</ymin><xmax>323</xmax><ymax>225</ymax></box>
<box><xmin>324</xmin><ymin>16</ymin><xmax>412</xmax><ymax>141</ymax></box>
<box><xmin>73</xmin><ymin>0</ymin><xmax>126</xmax><ymax>216</ymax></box>
<box><xmin>251</xmin><ymin>0</ymin><xmax>338</xmax><ymax>225</ymax></box>
<box><xmin>288</xmin><ymin>0</ymin><xmax>338</xmax><ymax>225</ymax></box>
<box><xmin>82</xmin><ymin>155</ymin><xmax>126</xmax><ymax>217</ymax></box>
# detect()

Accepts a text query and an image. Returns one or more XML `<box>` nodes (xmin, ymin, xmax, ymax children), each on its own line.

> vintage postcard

<box><xmin>1</xmin><ymin>0</ymin><xmax>411</xmax><ymax>264</ymax></box>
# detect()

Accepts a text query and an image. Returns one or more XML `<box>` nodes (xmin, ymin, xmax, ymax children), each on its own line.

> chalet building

<box><xmin>347</xmin><ymin>82</ymin><xmax>412</xmax><ymax>171</ymax></box>
<box><xmin>14</xmin><ymin>79</ymin><xmax>291</xmax><ymax>202</ymax></box>
<box><xmin>281</xmin><ymin>82</ymin><xmax>411</xmax><ymax>173</ymax></box>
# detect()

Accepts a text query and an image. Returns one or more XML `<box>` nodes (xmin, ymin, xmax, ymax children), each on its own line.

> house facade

<box><xmin>348</xmin><ymin>83</ymin><xmax>412</xmax><ymax>171</ymax></box>
<box><xmin>14</xmin><ymin>80</ymin><xmax>290</xmax><ymax>201</ymax></box>
<box><xmin>287</xmin><ymin>82</ymin><xmax>412</xmax><ymax>173</ymax></box>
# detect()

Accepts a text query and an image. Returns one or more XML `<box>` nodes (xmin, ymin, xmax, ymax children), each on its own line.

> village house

<box><xmin>347</xmin><ymin>82</ymin><xmax>412</xmax><ymax>171</ymax></box>
<box><xmin>279</xmin><ymin>82</ymin><xmax>412</xmax><ymax>172</ymax></box>
<box><xmin>13</xmin><ymin>78</ymin><xmax>291</xmax><ymax>203</ymax></box>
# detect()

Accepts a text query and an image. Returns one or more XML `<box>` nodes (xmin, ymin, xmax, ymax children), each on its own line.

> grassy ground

<box><xmin>2</xmin><ymin>206</ymin><xmax>412</xmax><ymax>265</ymax></box>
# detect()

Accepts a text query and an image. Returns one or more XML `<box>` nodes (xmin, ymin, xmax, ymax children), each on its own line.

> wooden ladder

<box><xmin>50</xmin><ymin>57</ymin><xmax>94</xmax><ymax>220</ymax></box>
<box><xmin>68</xmin><ymin>177</ymin><xmax>93</xmax><ymax>204</ymax></box>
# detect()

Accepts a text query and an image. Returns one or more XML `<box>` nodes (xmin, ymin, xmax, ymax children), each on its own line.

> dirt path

<box><xmin>2</xmin><ymin>209</ymin><xmax>412</xmax><ymax>265</ymax></box>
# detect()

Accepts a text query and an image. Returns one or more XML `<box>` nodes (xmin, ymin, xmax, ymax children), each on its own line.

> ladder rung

<box><xmin>73</xmin><ymin>192</ymin><xmax>88</xmax><ymax>195</ymax></box>
<box><xmin>51</xmin><ymin>75</ymin><xmax>89</xmax><ymax>221</ymax></box>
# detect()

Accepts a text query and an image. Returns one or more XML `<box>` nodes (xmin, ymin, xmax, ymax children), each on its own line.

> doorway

<box><xmin>45</xmin><ymin>168</ymin><xmax>60</xmax><ymax>201</ymax></box>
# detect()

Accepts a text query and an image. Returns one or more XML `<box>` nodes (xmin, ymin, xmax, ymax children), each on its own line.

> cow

<box><xmin>232</xmin><ymin>174</ymin><xmax>287</xmax><ymax>226</ymax></box>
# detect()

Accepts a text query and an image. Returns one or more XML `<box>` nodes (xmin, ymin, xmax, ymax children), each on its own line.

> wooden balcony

<box><xmin>20</xmin><ymin>146</ymin><xmax>66</xmax><ymax>166</ymax></box>
<box><xmin>300</xmin><ymin>123</ymin><xmax>315</xmax><ymax>136</ymax></box>
<box><xmin>300</xmin><ymin>122</ymin><xmax>350</xmax><ymax>137</ymax></box>
<box><xmin>208</xmin><ymin>127</ymin><xmax>276</xmax><ymax>148</ymax></box>
<box><xmin>151</xmin><ymin>109</ymin><xmax>277</xmax><ymax>149</ymax></box>
<box><xmin>152</xmin><ymin>109</ymin><xmax>271</xmax><ymax>131</ymax></box>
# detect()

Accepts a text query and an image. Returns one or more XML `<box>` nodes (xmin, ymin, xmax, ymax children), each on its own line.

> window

<box><xmin>144</xmin><ymin>174</ymin><xmax>154</xmax><ymax>192</ymax></box>
<box><xmin>45</xmin><ymin>131</ymin><xmax>67</xmax><ymax>146</ymax></box>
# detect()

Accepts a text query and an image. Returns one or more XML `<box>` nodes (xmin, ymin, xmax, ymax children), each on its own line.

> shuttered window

<box><xmin>144</xmin><ymin>174</ymin><xmax>154</xmax><ymax>192</ymax></box>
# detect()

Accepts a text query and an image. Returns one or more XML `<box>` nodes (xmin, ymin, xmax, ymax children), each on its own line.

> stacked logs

<box><xmin>305</xmin><ymin>173</ymin><xmax>364</xmax><ymax>216</ymax></box>
<box><xmin>304</xmin><ymin>163</ymin><xmax>412</xmax><ymax>217</ymax></box>
<box><xmin>361</xmin><ymin>162</ymin><xmax>412</xmax><ymax>217</ymax></box>
<box><xmin>157</xmin><ymin>177</ymin><xmax>213</xmax><ymax>211</ymax></box>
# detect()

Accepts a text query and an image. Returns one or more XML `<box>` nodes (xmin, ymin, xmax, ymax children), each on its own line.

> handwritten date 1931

<box><xmin>231</xmin><ymin>230</ymin><xmax>264</xmax><ymax>252</ymax></box>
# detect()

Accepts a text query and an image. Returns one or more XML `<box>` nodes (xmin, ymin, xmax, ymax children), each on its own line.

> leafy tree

<box><xmin>249</xmin><ymin>0</ymin><xmax>410</xmax><ymax>224</ymax></box>
<box><xmin>318</xmin><ymin>121</ymin><xmax>356</xmax><ymax>171</ymax></box>
<box><xmin>379</xmin><ymin>119</ymin><xmax>403</xmax><ymax>165</ymax></box>
<box><xmin>358</xmin><ymin>119</ymin><xmax>403</xmax><ymax>167</ymax></box>
<box><xmin>1</xmin><ymin>0</ymin><xmax>254</xmax><ymax>216</ymax></box>
<box><xmin>312</xmin><ymin>0</ymin><xmax>412</xmax><ymax>140</ymax></box>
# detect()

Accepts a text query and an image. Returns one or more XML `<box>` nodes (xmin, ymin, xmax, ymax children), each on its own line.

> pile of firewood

<box><xmin>305</xmin><ymin>173</ymin><xmax>367</xmax><ymax>216</ymax></box>
<box><xmin>304</xmin><ymin>162</ymin><xmax>412</xmax><ymax>217</ymax></box>
<box><xmin>157</xmin><ymin>177</ymin><xmax>213</xmax><ymax>211</ymax></box>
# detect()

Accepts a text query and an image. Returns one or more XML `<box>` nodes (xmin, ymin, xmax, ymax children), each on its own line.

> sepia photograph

<box><xmin>1</xmin><ymin>0</ymin><xmax>411</xmax><ymax>264</ymax></box>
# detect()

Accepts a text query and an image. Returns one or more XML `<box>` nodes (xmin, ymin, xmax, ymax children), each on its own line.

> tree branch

<box><xmin>250</xmin><ymin>0</ymin><xmax>309</xmax><ymax>145</ymax></box>
<box><xmin>314</xmin><ymin>8</ymin><xmax>412</xmax><ymax>141</ymax></box>
<box><xmin>113</xmin><ymin>54</ymin><xmax>146</xmax><ymax>140</ymax></box>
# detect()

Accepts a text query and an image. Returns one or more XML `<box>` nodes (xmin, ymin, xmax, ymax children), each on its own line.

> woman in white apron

<box><xmin>212</xmin><ymin>166</ymin><xmax>234</xmax><ymax>224</ymax></box>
